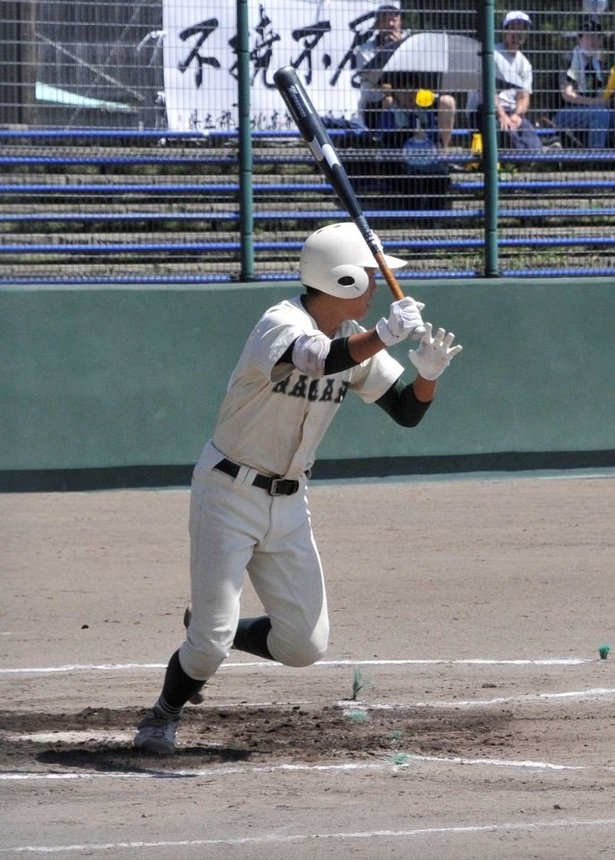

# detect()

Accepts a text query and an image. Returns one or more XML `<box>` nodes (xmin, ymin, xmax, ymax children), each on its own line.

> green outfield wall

<box><xmin>1</xmin><ymin>278</ymin><xmax>613</xmax><ymax>490</ymax></box>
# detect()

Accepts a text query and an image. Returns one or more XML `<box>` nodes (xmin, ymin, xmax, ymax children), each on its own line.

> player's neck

<box><xmin>302</xmin><ymin>293</ymin><xmax>345</xmax><ymax>337</ymax></box>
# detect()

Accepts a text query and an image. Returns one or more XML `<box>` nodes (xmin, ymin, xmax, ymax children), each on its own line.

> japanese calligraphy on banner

<box><xmin>163</xmin><ymin>0</ymin><xmax>384</xmax><ymax>131</ymax></box>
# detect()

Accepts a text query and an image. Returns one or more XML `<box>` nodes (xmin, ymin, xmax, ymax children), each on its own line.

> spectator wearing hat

<box><xmin>355</xmin><ymin>4</ymin><xmax>457</xmax><ymax>148</ymax></box>
<box><xmin>355</xmin><ymin>4</ymin><xmax>409</xmax><ymax>132</ymax></box>
<box><xmin>467</xmin><ymin>10</ymin><xmax>542</xmax><ymax>151</ymax></box>
<box><xmin>553</xmin><ymin>19</ymin><xmax>612</xmax><ymax>149</ymax></box>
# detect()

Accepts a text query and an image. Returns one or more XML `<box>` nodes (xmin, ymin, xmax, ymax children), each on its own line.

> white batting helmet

<box><xmin>299</xmin><ymin>222</ymin><xmax>407</xmax><ymax>298</ymax></box>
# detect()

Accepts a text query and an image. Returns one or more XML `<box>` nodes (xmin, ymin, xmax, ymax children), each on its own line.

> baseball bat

<box><xmin>273</xmin><ymin>65</ymin><xmax>404</xmax><ymax>301</ymax></box>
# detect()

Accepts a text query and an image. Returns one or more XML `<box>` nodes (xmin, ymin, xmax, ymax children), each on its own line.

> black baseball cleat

<box><xmin>134</xmin><ymin>711</ymin><xmax>179</xmax><ymax>755</ymax></box>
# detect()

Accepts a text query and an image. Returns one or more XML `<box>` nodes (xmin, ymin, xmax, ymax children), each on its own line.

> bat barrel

<box><xmin>273</xmin><ymin>67</ymin><xmax>331</xmax><ymax>146</ymax></box>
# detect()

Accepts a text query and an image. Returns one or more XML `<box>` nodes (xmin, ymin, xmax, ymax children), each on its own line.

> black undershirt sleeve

<box><xmin>323</xmin><ymin>337</ymin><xmax>359</xmax><ymax>374</ymax></box>
<box><xmin>276</xmin><ymin>343</ymin><xmax>295</xmax><ymax>365</ymax></box>
<box><xmin>375</xmin><ymin>377</ymin><xmax>432</xmax><ymax>427</ymax></box>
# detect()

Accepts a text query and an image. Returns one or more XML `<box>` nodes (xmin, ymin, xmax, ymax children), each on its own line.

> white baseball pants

<box><xmin>179</xmin><ymin>441</ymin><xmax>329</xmax><ymax>681</ymax></box>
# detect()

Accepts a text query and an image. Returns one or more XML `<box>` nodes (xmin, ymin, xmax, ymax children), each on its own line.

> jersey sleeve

<box><xmin>351</xmin><ymin>349</ymin><xmax>405</xmax><ymax>402</ymax></box>
<box><xmin>245</xmin><ymin>299</ymin><xmax>315</xmax><ymax>382</ymax></box>
<box><xmin>341</xmin><ymin>320</ymin><xmax>404</xmax><ymax>403</ymax></box>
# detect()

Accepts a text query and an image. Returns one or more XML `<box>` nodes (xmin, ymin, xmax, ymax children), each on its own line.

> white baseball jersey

<box><xmin>467</xmin><ymin>43</ymin><xmax>533</xmax><ymax>113</ymax></box>
<box><xmin>561</xmin><ymin>45</ymin><xmax>605</xmax><ymax>95</ymax></box>
<box><xmin>212</xmin><ymin>295</ymin><xmax>404</xmax><ymax>478</ymax></box>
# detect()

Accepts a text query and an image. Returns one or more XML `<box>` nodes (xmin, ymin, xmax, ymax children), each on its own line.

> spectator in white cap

<box><xmin>467</xmin><ymin>10</ymin><xmax>542</xmax><ymax>151</ymax></box>
<box><xmin>502</xmin><ymin>10</ymin><xmax>531</xmax><ymax>28</ymax></box>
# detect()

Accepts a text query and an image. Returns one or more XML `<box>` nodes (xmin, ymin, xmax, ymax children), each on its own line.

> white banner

<box><xmin>162</xmin><ymin>0</ymin><xmax>385</xmax><ymax>131</ymax></box>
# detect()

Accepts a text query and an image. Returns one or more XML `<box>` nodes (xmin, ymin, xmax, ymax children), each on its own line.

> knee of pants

<box><xmin>269</xmin><ymin>624</ymin><xmax>329</xmax><ymax>668</ymax></box>
<box><xmin>179</xmin><ymin>638</ymin><xmax>227</xmax><ymax>681</ymax></box>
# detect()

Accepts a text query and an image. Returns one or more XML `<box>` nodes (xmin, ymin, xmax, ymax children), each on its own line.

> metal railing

<box><xmin>1</xmin><ymin>1</ymin><xmax>614</xmax><ymax>283</ymax></box>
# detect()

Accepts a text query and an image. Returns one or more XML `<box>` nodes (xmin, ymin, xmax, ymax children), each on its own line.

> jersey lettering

<box><xmin>272</xmin><ymin>377</ymin><xmax>290</xmax><ymax>394</ymax></box>
<box><xmin>335</xmin><ymin>381</ymin><xmax>349</xmax><ymax>403</ymax></box>
<box><xmin>319</xmin><ymin>378</ymin><xmax>335</xmax><ymax>402</ymax></box>
<box><xmin>288</xmin><ymin>375</ymin><xmax>309</xmax><ymax>398</ymax></box>
<box><xmin>272</xmin><ymin>373</ymin><xmax>349</xmax><ymax>404</ymax></box>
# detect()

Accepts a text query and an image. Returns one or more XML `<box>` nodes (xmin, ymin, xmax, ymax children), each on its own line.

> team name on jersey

<box><xmin>273</xmin><ymin>374</ymin><xmax>349</xmax><ymax>404</ymax></box>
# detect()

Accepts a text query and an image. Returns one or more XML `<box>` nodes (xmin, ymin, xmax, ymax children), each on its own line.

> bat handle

<box><xmin>373</xmin><ymin>250</ymin><xmax>405</xmax><ymax>301</ymax></box>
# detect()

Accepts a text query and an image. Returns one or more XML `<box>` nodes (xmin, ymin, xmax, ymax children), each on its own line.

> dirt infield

<box><xmin>1</xmin><ymin>473</ymin><xmax>614</xmax><ymax>859</ymax></box>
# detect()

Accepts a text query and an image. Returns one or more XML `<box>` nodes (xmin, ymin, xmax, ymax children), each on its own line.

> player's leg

<box><xmin>233</xmin><ymin>614</ymin><xmax>274</xmax><ymax>659</ymax></box>
<box><xmin>437</xmin><ymin>94</ymin><xmax>456</xmax><ymax>149</ymax></box>
<box><xmin>586</xmin><ymin>105</ymin><xmax>611</xmax><ymax>149</ymax></box>
<box><xmin>135</xmin><ymin>470</ymin><xmax>257</xmax><ymax>753</ymax></box>
<box><xmin>245</xmin><ymin>492</ymin><xmax>329</xmax><ymax>668</ymax></box>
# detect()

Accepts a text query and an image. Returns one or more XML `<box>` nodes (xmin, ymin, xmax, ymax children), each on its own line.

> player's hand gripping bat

<box><xmin>273</xmin><ymin>65</ymin><xmax>405</xmax><ymax>301</ymax></box>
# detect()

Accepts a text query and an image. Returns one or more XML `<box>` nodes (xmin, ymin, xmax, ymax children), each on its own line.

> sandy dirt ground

<box><xmin>1</xmin><ymin>473</ymin><xmax>614</xmax><ymax>859</ymax></box>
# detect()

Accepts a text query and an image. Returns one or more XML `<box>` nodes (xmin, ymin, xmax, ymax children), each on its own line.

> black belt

<box><xmin>214</xmin><ymin>458</ymin><xmax>303</xmax><ymax>496</ymax></box>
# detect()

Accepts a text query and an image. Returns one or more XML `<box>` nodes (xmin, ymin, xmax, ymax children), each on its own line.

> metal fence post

<box><xmin>237</xmin><ymin>0</ymin><xmax>254</xmax><ymax>281</ymax></box>
<box><xmin>480</xmin><ymin>0</ymin><xmax>500</xmax><ymax>276</ymax></box>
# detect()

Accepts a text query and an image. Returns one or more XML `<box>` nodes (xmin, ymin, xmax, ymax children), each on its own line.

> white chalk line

<box><xmin>340</xmin><ymin>687</ymin><xmax>615</xmax><ymax>710</ymax></box>
<box><xmin>2</xmin><ymin>749</ymin><xmax>614</xmax><ymax>784</ymax></box>
<box><xmin>3</xmin><ymin>658</ymin><xmax>611</xmax><ymax>711</ymax></box>
<box><xmin>4</xmin><ymin>678</ymin><xmax>615</xmax><ymax>746</ymax></box>
<box><xmin>0</xmin><ymin>656</ymin><xmax>594</xmax><ymax>676</ymax></box>
<box><xmin>1</xmin><ymin>816</ymin><xmax>615</xmax><ymax>854</ymax></box>
<box><xmin>2</xmin><ymin>657</ymin><xmax>612</xmax><ymax>787</ymax></box>
<box><xmin>4</xmin><ymin>656</ymin><xmax>612</xmax><ymax>713</ymax></box>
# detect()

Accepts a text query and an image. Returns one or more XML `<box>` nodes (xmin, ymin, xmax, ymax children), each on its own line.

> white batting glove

<box><xmin>408</xmin><ymin>323</ymin><xmax>463</xmax><ymax>380</ymax></box>
<box><xmin>376</xmin><ymin>297</ymin><xmax>426</xmax><ymax>346</ymax></box>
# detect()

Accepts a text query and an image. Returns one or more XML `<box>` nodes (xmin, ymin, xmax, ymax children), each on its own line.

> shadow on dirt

<box><xmin>36</xmin><ymin>744</ymin><xmax>252</xmax><ymax>776</ymax></box>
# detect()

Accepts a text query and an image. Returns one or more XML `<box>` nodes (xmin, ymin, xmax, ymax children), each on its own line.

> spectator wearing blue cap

<box><xmin>467</xmin><ymin>10</ymin><xmax>542</xmax><ymax>151</ymax></box>
<box><xmin>553</xmin><ymin>19</ymin><xmax>612</xmax><ymax>149</ymax></box>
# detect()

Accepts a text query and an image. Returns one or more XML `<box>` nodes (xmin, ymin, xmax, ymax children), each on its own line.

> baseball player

<box><xmin>134</xmin><ymin>222</ymin><xmax>462</xmax><ymax>754</ymax></box>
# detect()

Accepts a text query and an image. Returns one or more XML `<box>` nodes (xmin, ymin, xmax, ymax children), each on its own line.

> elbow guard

<box><xmin>291</xmin><ymin>332</ymin><xmax>331</xmax><ymax>378</ymax></box>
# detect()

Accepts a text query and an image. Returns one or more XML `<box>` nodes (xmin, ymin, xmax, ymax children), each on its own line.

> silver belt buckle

<box><xmin>269</xmin><ymin>477</ymin><xmax>299</xmax><ymax>496</ymax></box>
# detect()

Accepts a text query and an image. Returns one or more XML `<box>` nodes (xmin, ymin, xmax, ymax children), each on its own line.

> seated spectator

<box><xmin>553</xmin><ymin>19</ymin><xmax>612</xmax><ymax>149</ymax></box>
<box><xmin>467</xmin><ymin>10</ymin><xmax>542</xmax><ymax>151</ymax></box>
<box><xmin>355</xmin><ymin>4</ymin><xmax>409</xmax><ymax>133</ymax></box>
<box><xmin>354</xmin><ymin>4</ymin><xmax>457</xmax><ymax>149</ymax></box>
<box><xmin>377</xmin><ymin>70</ymin><xmax>457</xmax><ymax>152</ymax></box>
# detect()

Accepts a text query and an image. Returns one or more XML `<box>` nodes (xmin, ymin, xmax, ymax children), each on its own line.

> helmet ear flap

<box><xmin>329</xmin><ymin>264</ymin><xmax>369</xmax><ymax>296</ymax></box>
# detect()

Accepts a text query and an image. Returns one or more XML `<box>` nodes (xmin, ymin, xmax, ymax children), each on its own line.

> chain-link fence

<box><xmin>1</xmin><ymin>0</ymin><xmax>614</xmax><ymax>283</ymax></box>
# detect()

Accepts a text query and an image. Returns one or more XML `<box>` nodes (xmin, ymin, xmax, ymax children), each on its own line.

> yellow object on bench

<box><xmin>415</xmin><ymin>89</ymin><xmax>437</xmax><ymax>108</ymax></box>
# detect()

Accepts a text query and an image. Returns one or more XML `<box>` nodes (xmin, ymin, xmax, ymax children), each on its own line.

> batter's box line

<box><xmin>337</xmin><ymin>686</ymin><xmax>615</xmax><ymax>710</ymax></box>
<box><xmin>0</xmin><ymin>656</ymin><xmax>595</xmax><ymax>676</ymax></box>
<box><xmin>2</xmin><ymin>754</ymin><xmax>615</xmax><ymax>784</ymax></box>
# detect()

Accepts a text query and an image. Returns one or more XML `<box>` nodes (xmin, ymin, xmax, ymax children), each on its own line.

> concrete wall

<box><xmin>1</xmin><ymin>277</ymin><xmax>613</xmax><ymax>489</ymax></box>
